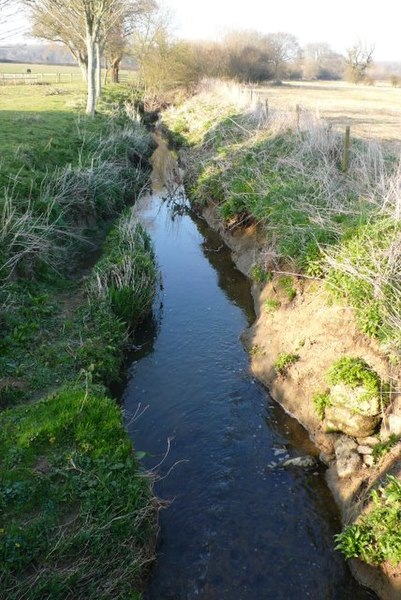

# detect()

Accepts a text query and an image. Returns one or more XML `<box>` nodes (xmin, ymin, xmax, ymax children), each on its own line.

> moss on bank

<box><xmin>0</xmin><ymin>388</ymin><xmax>157</xmax><ymax>600</ymax></box>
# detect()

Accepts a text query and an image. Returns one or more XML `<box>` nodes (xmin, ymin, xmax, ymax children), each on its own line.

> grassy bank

<box><xmin>0</xmin><ymin>84</ymin><xmax>158</xmax><ymax>597</ymax></box>
<box><xmin>164</xmin><ymin>83</ymin><xmax>401</xmax><ymax>349</ymax></box>
<box><xmin>163</xmin><ymin>82</ymin><xmax>401</xmax><ymax>581</ymax></box>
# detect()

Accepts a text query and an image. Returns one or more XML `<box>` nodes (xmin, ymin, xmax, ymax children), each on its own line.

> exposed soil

<box><xmin>201</xmin><ymin>204</ymin><xmax>401</xmax><ymax>600</ymax></box>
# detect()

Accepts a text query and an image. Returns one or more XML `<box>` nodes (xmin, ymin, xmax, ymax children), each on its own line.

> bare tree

<box><xmin>345</xmin><ymin>41</ymin><xmax>374</xmax><ymax>83</ymax></box>
<box><xmin>25</xmin><ymin>0</ymin><xmax>131</xmax><ymax>115</ymax></box>
<box><xmin>104</xmin><ymin>0</ymin><xmax>156</xmax><ymax>84</ymax></box>
<box><xmin>303</xmin><ymin>42</ymin><xmax>344</xmax><ymax>80</ymax></box>
<box><xmin>266</xmin><ymin>32</ymin><xmax>300</xmax><ymax>81</ymax></box>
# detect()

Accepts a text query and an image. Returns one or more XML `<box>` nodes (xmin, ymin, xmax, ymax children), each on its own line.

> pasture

<box><xmin>251</xmin><ymin>80</ymin><xmax>401</xmax><ymax>144</ymax></box>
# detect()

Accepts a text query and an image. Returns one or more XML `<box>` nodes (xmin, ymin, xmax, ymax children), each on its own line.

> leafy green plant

<box><xmin>335</xmin><ymin>475</ymin><xmax>401</xmax><ymax>566</ymax></box>
<box><xmin>327</xmin><ymin>356</ymin><xmax>387</xmax><ymax>404</ymax></box>
<box><xmin>313</xmin><ymin>391</ymin><xmax>332</xmax><ymax>420</ymax></box>
<box><xmin>274</xmin><ymin>352</ymin><xmax>300</xmax><ymax>376</ymax></box>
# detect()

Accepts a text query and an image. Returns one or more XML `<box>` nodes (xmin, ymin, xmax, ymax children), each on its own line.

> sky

<box><xmin>2</xmin><ymin>0</ymin><xmax>401</xmax><ymax>62</ymax></box>
<box><xmin>163</xmin><ymin>0</ymin><xmax>401</xmax><ymax>62</ymax></box>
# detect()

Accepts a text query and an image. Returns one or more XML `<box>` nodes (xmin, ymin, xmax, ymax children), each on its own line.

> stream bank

<box><xmin>201</xmin><ymin>198</ymin><xmax>401</xmax><ymax>600</ymax></box>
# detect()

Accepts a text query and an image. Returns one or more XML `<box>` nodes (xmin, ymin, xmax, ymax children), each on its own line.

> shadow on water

<box><xmin>122</xmin><ymin>140</ymin><xmax>377</xmax><ymax>599</ymax></box>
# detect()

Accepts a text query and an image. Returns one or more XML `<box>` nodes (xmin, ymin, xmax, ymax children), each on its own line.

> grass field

<box><xmin>242</xmin><ymin>80</ymin><xmax>401</xmax><ymax>144</ymax></box>
<box><xmin>0</xmin><ymin>80</ymin><xmax>158</xmax><ymax>598</ymax></box>
<box><xmin>0</xmin><ymin>61</ymin><xmax>137</xmax><ymax>84</ymax></box>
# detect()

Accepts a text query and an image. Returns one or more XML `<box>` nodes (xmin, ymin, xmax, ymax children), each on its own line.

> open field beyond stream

<box><xmin>1</xmin><ymin>75</ymin><xmax>401</xmax><ymax>599</ymax></box>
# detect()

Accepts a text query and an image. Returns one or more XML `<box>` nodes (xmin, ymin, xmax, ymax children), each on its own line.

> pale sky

<box><xmin>164</xmin><ymin>0</ymin><xmax>401</xmax><ymax>61</ymax></box>
<box><xmin>2</xmin><ymin>0</ymin><xmax>401</xmax><ymax>62</ymax></box>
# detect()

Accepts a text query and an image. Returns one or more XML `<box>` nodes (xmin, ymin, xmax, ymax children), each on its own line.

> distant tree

<box><xmin>221</xmin><ymin>30</ymin><xmax>273</xmax><ymax>82</ymax></box>
<box><xmin>303</xmin><ymin>42</ymin><xmax>344</xmax><ymax>80</ymax></box>
<box><xmin>266</xmin><ymin>32</ymin><xmax>300</xmax><ymax>81</ymax></box>
<box><xmin>344</xmin><ymin>42</ymin><xmax>374</xmax><ymax>84</ymax></box>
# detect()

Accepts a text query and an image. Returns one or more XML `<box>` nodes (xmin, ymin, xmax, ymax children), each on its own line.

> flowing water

<box><xmin>123</xmin><ymin>140</ymin><xmax>375</xmax><ymax>600</ymax></box>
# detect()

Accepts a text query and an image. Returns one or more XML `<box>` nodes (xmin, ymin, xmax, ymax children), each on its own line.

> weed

<box><xmin>313</xmin><ymin>391</ymin><xmax>332</xmax><ymax>420</ymax></box>
<box><xmin>250</xmin><ymin>265</ymin><xmax>271</xmax><ymax>284</ymax></box>
<box><xmin>264</xmin><ymin>298</ymin><xmax>281</xmax><ymax>313</ymax></box>
<box><xmin>274</xmin><ymin>352</ymin><xmax>300</xmax><ymax>376</ymax></box>
<box><xmin>277</xmin><ymin>275</ymin><xmax>297</xmax><ymax>301</ymax></box>
<box><xmin>327</xmin><ymin>357</ymin><xmax>387</xmax><ymax>404</ymax></box>
<box><xmin>372</xmin><ymin>434</ymin><xmax>400</xmax><ymax>462</ymax></box>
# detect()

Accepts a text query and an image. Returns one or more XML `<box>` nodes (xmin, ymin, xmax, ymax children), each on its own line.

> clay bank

<box><xmin>161</xmin><ymin>83</ymin><xmax>401</xmax><ymax>599</ymax></box>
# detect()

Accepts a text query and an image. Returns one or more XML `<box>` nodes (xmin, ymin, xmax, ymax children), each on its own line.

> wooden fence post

<box><xmin>343</xmin><ymin>125</ymin><xmax>351</xmax><ymax>173</ymax></box>
<box><xmin>296</xmin><ymin>104</ymin><xmax>300</xmax><ymax>130</ymax></box>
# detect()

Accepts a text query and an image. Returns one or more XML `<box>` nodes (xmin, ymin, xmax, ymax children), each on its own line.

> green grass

<box><xmin>0</xmin><ymin>84</ymin><xmax>158</xmax><ymax>596</ymax></box>
<box><xmin>372</xmin><ymin>435</ymin><xmax>400</xmax><ymax>463</ymax></box>
<box><xmin>0</xmin><ymin>387</ymin><xmax>156</xmax><ymax>599</ymax></box>
<box><xmin>1</xmin><ymin>208</ymin><xmax>156</xmax><ymax>404</ymax></box>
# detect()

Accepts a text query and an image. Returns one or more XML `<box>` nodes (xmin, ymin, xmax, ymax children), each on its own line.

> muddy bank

<box><xmin>201</xmin><ymin>205</ymin><xmax>401</xmax><ymax>600</ymax></box>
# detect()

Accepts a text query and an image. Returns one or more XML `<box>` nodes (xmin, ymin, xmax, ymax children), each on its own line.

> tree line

<box><xmin>18</xmin><ymin>0</ymin><xmax>379</xmax><ymax>115</ymax></box>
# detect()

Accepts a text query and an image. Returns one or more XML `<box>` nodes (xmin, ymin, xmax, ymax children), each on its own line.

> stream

<box><xmin>122</xmin><ymin>139</ymin><xmax>375</xmax><ymax>599</ymax></box>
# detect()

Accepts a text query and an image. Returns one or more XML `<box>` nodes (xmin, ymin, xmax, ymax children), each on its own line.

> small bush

<box><xmin>250</xmin><ymin>265</ymin><xmax>271</xmax><ymax>284</ymax></box>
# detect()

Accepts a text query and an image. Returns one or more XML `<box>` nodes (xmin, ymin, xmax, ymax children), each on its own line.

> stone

<box><xmin>380</xmin><ymin>414</ymin><xmax>401</xmax><ymax>441</ymax></box>
<box><xmin>330</xmin><ymin>383</ymin><xmax>380</xmax><ymax>417</ymax></box>
<box><xmin>363</xmin><ymin>455</ymin><xmax>375</xmax><ymax>468</ymax></box>
<box><xmin>388</xmin><ymin>414</ymin><xmax>401</xmax><ymax>436</ymax></box>
<box><xmin>325</xmin><ymin>405</ymin><xmax>380</xmax><ymax>438</ymax></box>
<box><xmin>334</xmin><ymin>435</ymin><xmax>362</xmax><ymax>478</ymax></box>
<box><xmin>356</xmin><ymin>436</ymin><xmax>380</xmax><ymax>447</ymax></box>
<box><xmin>357</xmin><ymin>445</ymin><xmax>373</xmax><ymax>455</ymax></box>
<box><xmin>319</xmin><ymin>451</ymin><xmax>335</xmax><ymax>466</ymax></box>
<box><xmin>281</xmin><ymin>456</ymin><xmax>317</xmax><ymax>469</ymax></box>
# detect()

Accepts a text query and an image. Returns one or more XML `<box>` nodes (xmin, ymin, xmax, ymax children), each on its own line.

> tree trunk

<box><xmin>96</xmin><ymin>42</ymin><xmax>102</xmax><ymax>99</ymax></box>
<box><xmin>78</xmin><ymin>59</ymin><xmax>88</xmax><ymax>82</ymax></box>
<box><xmin>111</xmin><ymin>60</ymin><xmax>119</xmax><ymax>83</ymax></box>
<box><xmin>86</xmin><ymin>34</ymin><xmax>96</xmax><ymax>117</ymax></box>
